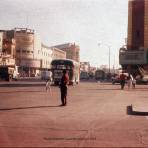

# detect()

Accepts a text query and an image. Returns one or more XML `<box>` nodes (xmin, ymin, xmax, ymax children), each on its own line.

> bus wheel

<box><xmin>8</xmin><ymin>75</ymin><xmax>12</xmax><ymax>81</ymax></box>
<box><xmin>9</xmin><ymin>75</ymin><xmax>12</xmax><ymax>81</ymax></box>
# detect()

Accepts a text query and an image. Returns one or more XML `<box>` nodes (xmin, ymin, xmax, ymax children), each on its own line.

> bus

<box><xmin>95</xmin><ymin>69</ymin><xmax>105</xmax><ymax>80</ymax></box>
<box><xmin>51</xmin><ymin>59</ymin><xmax>80</xmax><ymax>85</ymax></box>
<box><xmin>80</xmin><ymin>71</ymin><xmax>89</xmax><ymax>80</ymax></box>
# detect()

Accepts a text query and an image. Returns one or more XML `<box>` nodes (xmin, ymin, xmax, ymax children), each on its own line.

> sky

<box><xmin>0</xmin><ymin>0</ymin><xmax>128</xmax><ymax>68</ymax></box>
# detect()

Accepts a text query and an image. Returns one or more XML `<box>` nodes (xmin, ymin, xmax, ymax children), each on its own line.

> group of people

<box><xmin>120</xmin><ymin>72</ymin><xmax>136</xmax><ymax>90</ymax></box>
<box><xmin>46</xmin><ymin>69</ymin><xmax>69</xmax><ymax>106</ymax></box>
<box><xmin>46</xmin><ymin>70</ymin><xmax>136</xmax><ymax>106</ymax></box>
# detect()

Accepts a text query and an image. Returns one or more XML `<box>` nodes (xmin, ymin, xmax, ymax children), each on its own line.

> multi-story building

<box><xmin>51</xmin><ymin>47</ymin><xmax>66</xmax><ymax>60</ymax></box>
<box><xmin>80</xmin><ymin>62</ymin><xmax>90</xmax><ymax>72</ymax></box>
<box><xmin>52</xmin><ymin>43</ymin><xmax>80</xmax><ymax>62</ymax></box>
<box><xmin>0</xmin><ymin>30</ymin><xmax>16</xmax><ymax>66</ymax></box>
<box><xmin>0</xmin><ymin>32</ymin><xmax>3</xmax><ymax>53</ymax></box>
<box><xmin>0</xmin><ymin>27</ymin><xmax>69</xmax><ymax>77</ymax></box>
<box><xmin>39</xmin><ymin>44</ymin><xmax>53</xmax><ymax>70</ymax></box>
<box><xmin>119</xmin><ymin>0</ymin><xmax>148</xmax><ymax>75</ymax></box>
<box><xmin>0</xmin><ymin>28</ymin><xmax>54</xmax><ymax>77</ymax></box>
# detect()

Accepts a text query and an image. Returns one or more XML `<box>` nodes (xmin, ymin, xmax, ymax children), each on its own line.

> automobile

<box><xmin>111</xmin><ymin>75</ymin><xmax>121</xmax><ymax>84</ymax></box>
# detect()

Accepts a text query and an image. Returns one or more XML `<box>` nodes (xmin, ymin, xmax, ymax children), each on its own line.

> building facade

<box><xmin>119</xmin><ymin>0</ymin><xmax>148</xmax><ymax>75</ymax></box>
<box><xmin>0</xmin><ymin>28</ymin><xmax>54</xmax><ymax>77</ymax></box>
<box><xmin>0</xmin><ymin>28</ymin><xmax>73</xmax><ymax>77</ymax></box>
<box><xmin>51</xmin><ymin>47</ymin><xmax>66</xmax><ymax>60</ymax></box>
<box><xmin>53</xmin><ymin>43</ymin><xmax>80</xmax><ymax>62</ymax></box>
<box><xmin>39</xmin><ymin>44</ymin><xmax>53</xmax><ymax>70</ymax></box>
<box><xmin>0</xmin><ymin>32</ymin><xmax>3</xmax><ymax>53</ymax></box>
<box><xmin>0</xmin><ymin>30</ymin><xmax>16</xmax><ymax>66</ymax></box>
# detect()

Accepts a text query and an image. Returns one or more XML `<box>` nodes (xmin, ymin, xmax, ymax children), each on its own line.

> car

<box><xmin>111</xmin><ymin>75</ymin><xmax>121</xmax><ymax>84</ymax></box>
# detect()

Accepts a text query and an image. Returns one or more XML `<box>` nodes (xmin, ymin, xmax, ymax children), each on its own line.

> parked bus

<box><xmin>80</xmin><ymin>71</ymin><xmax>89</xmax><ymax>80</ymax></box>
<box><xmin>51</xmin><ymin>59</ymin><xmax>80</xmax><ymax>85</ymax></box>
<box><xmin>95</xmin><ymin>69</ymin><xmax>105</xmax><ymax>80</ymax></box>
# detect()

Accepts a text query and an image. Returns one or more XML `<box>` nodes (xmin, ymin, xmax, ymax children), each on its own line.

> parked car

<box><xmin>111</xmin><ymin>75</ymin><xmax>121</xmax><ymax>84</ymax></box>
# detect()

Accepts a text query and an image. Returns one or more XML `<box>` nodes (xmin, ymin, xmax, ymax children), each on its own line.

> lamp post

<box><xmin>98</xmin><ymin>43</ymin><xmax>111</xmax><ymax>73</ymax></box>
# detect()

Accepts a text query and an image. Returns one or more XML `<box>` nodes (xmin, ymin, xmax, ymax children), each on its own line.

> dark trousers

<box><xmin>120</xmin><ymin>80</ymin><xmax>125</xmax><ymax>89</ymax></box>
<box><xmin>60</xmin><ymin>86</ymin><xmax>67</xmax><ymax>105</ymax></box>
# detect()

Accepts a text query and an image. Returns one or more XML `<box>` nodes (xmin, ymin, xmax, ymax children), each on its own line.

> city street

<box><xmin>0</xmin><ymin>81</ymin><xmax>148</xmax><ymax>147</ymax></box>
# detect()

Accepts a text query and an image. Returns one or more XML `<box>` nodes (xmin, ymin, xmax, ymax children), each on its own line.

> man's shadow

<box><xmin>127</xmin><ymin>105</ymin><xmax>148</xmax><ymax>116</ymax></box>
<box><xmin>0</xmin><ymin>105</ymin><xmax>61</xmax><ymax>111</ymax></box>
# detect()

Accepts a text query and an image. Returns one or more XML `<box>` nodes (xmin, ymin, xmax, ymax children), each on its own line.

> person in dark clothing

<box><xmin>60</xmin><ymin>70</ymin><xmax>69</xmax><ymax>106</ymax></box>
<box><xmin>120</xmin><ymin>72</ymin><xmax>126</xmax><ymax>90</ymax></box>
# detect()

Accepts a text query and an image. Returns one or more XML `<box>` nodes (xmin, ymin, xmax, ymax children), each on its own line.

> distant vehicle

<box><xmin>80</xmin><ymin>71</ymin><xmax>89</xmax><ymax>80</ymax></box>
<box><xmin>111</xmin><ymin>74</ymin><xmax>121</xmax><ymax>84</ymax></box>
<box><xmin>95</xmin><ymin>70</ymin><xmax>105</xmax><ymax>80</ymax></box>
<box><xmin>51</xmin><ymin>59</ymin><xmax>80</xmax><ymax>85</ymax></box>
<box><xmin>88</xmin><ymin>71</ymin><xmax>94</xmax><ymax>79</ymax></box>
<box><xmin>0</xmin><ymin>65</ymin><xmax>19</xmax><ymax>81</ymax></box>
<box><xmin>112</xmin><ymin>73</ymin><xmax>128</xmax><ymax>84</ymax></box>
<box><xmin>136</xmin><ymin>67</ymin><xmax>148</xmax><ymax>84</ymax></box>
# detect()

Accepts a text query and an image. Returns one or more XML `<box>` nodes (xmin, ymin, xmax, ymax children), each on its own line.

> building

<box><xmin>0</xmin><ymin>27</ymin><xmax>69</xmax><ymax>77</ymax></box>
<box><xmin>53</xmin><ymin>43</ymin><xmax>80</xmax><ymax>62</ymax></box>
<box><xmin>80</xmin><ymin>62</ymin><xmax>90</xmax><ymax>72</ymax></box>
<box><xmin>0</xmin><ymin>30</ymin><xmax>16</xmax><ymax>66</ymax></box>
<box><xmin>119</xmin><ymin>0</ymin><xmax>148</xmax><ymax>75</ymax></box>
<box><xmin>0</xmin><ymin>32</ymin><xmax>3</xmax><ymax>53</ymax></box>
<box><xmin>0</xmin><ymin>28</ymin><xmax>54</xmax><ymax>77</ymax></box>
<box><xmin>51</xmin><ymin>47</ymin><xmax>66</xmax><ymax>60</ymax></box>
<box><xmin>39</xmin><ymin>43</ymin><xmax>53</xmax><ymax>70</ymax></box>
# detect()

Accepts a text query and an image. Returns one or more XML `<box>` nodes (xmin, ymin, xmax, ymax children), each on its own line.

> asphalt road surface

<box><xmin>0</xmin><ymin>81</ymin><xmax>148</xmax><ymax>147</ymax></box>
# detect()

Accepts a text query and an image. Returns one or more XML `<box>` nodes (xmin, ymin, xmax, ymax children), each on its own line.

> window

<box><xmin>136</xmin><ymin>30</ymin><xmax>140</xmax><ymax>38</ymax></box>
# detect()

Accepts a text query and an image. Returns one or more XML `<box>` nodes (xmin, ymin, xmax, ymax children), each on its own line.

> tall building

<box><xmin>127</xmin><ymin>0</ymin><xmax>145</xmax><ymax>50</ymax></box>
<box><xmin>0</xmin><ymin>28</ymin><xmax>53</xmax><ymax>77</ymax></box>
<box><xmin>119</xmin><ymin>0</ymin><xmax>148</xmax><ymax>74</ymax></box>
<box><xmin>53</xmin><ymin>43</ymin><xmax>80</xmax><ymax>62</ymax></box>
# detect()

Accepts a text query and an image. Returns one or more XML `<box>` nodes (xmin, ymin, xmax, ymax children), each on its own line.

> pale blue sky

<box><xmin>0</xmin><ymin>0</ymin><xmax>128</xmax><ymax>68</ymax></box>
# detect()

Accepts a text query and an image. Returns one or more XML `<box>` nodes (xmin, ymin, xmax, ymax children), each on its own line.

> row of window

<box><xmin>42</xmin><ymin>60</ymin><xmax>51</xmax><ymax>65</ymax></box>
<box><xmin>38</xmin><ymin>50</ymin><xmax>52</xmax><ymax>57</ymax></box>
<box><xmin>16</xmin><ymin>50</ymin><xmax>34</xmax><ymax>54</ymax></box>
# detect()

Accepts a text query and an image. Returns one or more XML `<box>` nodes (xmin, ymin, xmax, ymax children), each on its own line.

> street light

<box><xmin>98</xmin><ymin>43</ymin><xmax>111</xmax><ymax>73</ymax></box>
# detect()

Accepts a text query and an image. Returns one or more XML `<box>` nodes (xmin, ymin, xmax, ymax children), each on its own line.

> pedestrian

<box><xmin>59</xmin><ymin>69</ymin><xmax>69</xmax><ymax>106</ymax></box>
<box><xmin>45</xmin><ymin>71</ymin><xmax>52</xmax><ymax>92</ymax></box>
<box><xmin>132</xmin><ymin>77</ymin><xmax>136</xmax><ymax>89</ymax></box>
<box><xmin>127</xmin><ymin>73</ymin><xmax>133</xmax><ymax>89</ymax></box>
<box><xmin>45</xmin><ymin>79</ymin><xmax>51</xmax><ymax>92</ymax></box>
<box><xmin>120</xmin><ymin>71</ymin><xmax>126</xmax><ymax>90</ymax></box>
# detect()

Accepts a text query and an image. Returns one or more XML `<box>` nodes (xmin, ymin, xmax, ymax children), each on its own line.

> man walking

<box><xmin>120</xmin><ymin>71</ymin><xmax>126</xmax><ymax>90</ymax></box>
<box><xmin>45</xmin><ymin>71</ymin><xmax>52</xmax><ymax>92</ymax></box>
<box><xmin>60</xmin><ymin>70</ymin><xmax>69</xmax><ymax>106</ymax></box>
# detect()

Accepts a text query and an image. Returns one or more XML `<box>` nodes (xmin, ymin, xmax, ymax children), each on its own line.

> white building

<box><xmin>40</xmin><ymin>44</ymin><xmax>53</xmax><ymax>69</ymax></box>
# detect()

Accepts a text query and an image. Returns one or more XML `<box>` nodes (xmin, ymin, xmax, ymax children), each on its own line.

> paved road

<box><xmin>0</xmin><ymin>81</ymin><xmax>148</xmax><ymax>147</ymax></box>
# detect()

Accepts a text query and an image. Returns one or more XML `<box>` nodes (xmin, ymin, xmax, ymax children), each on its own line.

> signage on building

<box><xmin>0</xmin><ymin>58</ymin><xmax>15</xmax><ymax>66</ymax></box>
<box><xmin>20</xmin><ymin>59</ymin><xmax>41</xmax><ymax>68</ymax></box>
<box><xmin>119</xmin><ymin>50</ymin><xmax>147</xmax><ymax>65</ymax></box>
